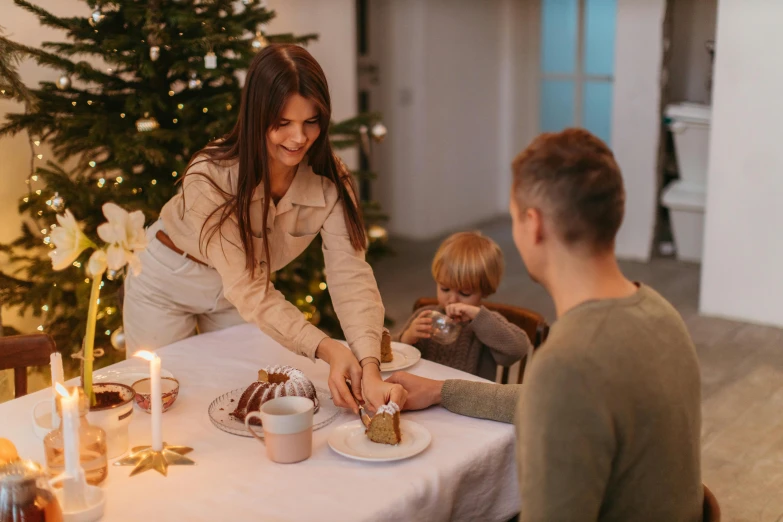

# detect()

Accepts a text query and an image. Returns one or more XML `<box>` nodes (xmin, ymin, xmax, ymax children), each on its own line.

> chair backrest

<box><xmin>703</xmin><ymin>483</ymin><xmax>720</xmax><ymax>522</ymax></box>
<box><xmin>0</xmin><ymin>334</ymin><xmax>56</xmax><ymax>398</ymax></box>
<box><xmin>412</xmin><ymin>298</ymin><xmax>549</xmax><ymax>383</ymax></box>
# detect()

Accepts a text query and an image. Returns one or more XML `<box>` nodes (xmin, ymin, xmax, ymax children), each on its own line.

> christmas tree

<box><xmin>0</xmin><ymin>0</ymin><xmax>390</xmax><ymax>374</ymax></box>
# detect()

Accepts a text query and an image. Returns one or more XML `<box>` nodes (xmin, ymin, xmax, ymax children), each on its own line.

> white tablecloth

<box><xmin>2</xmin><ymin>324</ymin><xmax>519</xmax><ymax>521</ymax></box>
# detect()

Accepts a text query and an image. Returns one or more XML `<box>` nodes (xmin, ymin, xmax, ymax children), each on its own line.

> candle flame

<box><xmin>134</xmin><ymin>350</ymin><xmax>157</xmax><ymax>362</ymax></box>
<box><xmin>54</xmin><ymin>382</ymin><xmax>70</xmax><ymax>398</ymax></box>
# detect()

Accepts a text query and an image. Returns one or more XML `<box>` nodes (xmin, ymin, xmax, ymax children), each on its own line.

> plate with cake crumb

<box><xmin>327</xmin><ymin>419</ymin><xmax>431</xmax><ymax>462</ymax></box>
<box><xmin>337</xmin><ymin>340</ymin><xmax>421</xmax><ymax>372</ymax></box>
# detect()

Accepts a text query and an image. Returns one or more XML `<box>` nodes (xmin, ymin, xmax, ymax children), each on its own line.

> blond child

<box><xmin>394</xmin><ymin>231</ymin><xmax>532</xmax><ymax>381</ymax></box>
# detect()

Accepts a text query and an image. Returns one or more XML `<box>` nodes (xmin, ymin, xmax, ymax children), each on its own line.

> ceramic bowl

<box><xmin>131</xmin><ymin>377</ymin><xmax>180</xmax><ymax>413</ymax></box>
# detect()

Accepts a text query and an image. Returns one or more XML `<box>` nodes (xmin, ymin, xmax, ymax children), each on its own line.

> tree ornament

<box><xmin>106</xmin><ymin>267</ymin><xmax>123</xmax><ymax>281</ymax></box>
<box><xmin>110</xmin><ymin>327</ymin><xmax>126</xmax><ymax>352</ymax></box>
<box><xmin>204</xmin><ymin>51</ymin><xmax>217</xmax><ymax>69</ymax></box>
<box><xmin>56</xmin><ymin>75</ymin><xmax>71</xmax><ymax>90</ymax></box>
<box><xmin>371</xmin><ymin>122</ymin><xmax>387</xmax><ymax>143</ymax></box>
<box><xmin>358</xmin><ymin>125</ymin><xmax>370</xmax><ymax>157</ymax></box>
<box><xmin>367</xmin><ymin>224</ymin><xmax>388</xmax><ymax>245</ymax></box>
<box><xmin>188</xmin><ymin>73</ymin><xmax>202</xmax><ymax>89</ymax></box>
<box><xmin>135</xmin><ymin>112</ymin><xmax>160</xmax><ymax>132</ymax></box>
<box><xmin>251</xmin><ymin>31</ymin><xmax>268</xmax><ymax>51</ymax></box>
<box><xmin>149</xmin><ymin>45</ymin><xmax>160</xmax><ymax>62</ymax></box>
<box><xmin>50</xmin><ymin>193</ymin><xmax>65</xmax><ymax>213</ymax></box>
<box><xmin>88</xmin><ymin>9</ymin><xmax>104</xmax><ymax>27</ymax></box>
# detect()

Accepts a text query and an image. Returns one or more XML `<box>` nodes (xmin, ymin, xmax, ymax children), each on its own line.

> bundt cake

<box><xmin>230</xmin><ymin>365</ymin><xmax>318</xmax><ymax>426</ymax></box>
<box><xmin>365</xmin><ymin>402</ymin><xmax>401</xmax><ymax>445</ymax></box>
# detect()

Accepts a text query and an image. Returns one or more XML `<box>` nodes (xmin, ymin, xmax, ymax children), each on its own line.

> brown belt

<box><xmin>155</xmin><ymin>230</ymin><xmax>209</xmax><ymax>267</ymax></box>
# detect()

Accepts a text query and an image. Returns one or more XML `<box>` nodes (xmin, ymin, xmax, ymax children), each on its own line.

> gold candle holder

<box><xmin>113</xmin><ymin>443</ymin><xmax>194</xmax><ymax>477</ymax></box>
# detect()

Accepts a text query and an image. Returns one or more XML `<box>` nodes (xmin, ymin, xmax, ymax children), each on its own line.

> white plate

<box><xmin>337</xmin><ymin>340</ymin><xmax>421</xmax><ymax>372</ymax></box>
<box><xmin>208</xmin><ymin>386</ymin><xmax>339</xmax><ymax>438</ymax></box>
<box><xmin>327</xmin><ymin>419</ymin><xmax>431</xmax><ymax>462</ymax></box>
<box><xmin>93</xmin><ymin>365</ymin><xmax>174</xmax><ymax>386</ymax></box>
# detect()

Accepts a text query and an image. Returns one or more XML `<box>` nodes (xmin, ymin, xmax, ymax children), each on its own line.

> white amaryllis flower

<box><xmin>87</xmin><ymin>250</ymin><xmax>107</xmax><ymax>278</ymax></box>
<box><xmin>96</xmin><ymin>203</ymin><xmax>147</xmax><ymax>276</ymax></box>
<box><xmin>48</xmin><ymin>209</ymin><xmax>93</xmax><ymax>270</ymax></box>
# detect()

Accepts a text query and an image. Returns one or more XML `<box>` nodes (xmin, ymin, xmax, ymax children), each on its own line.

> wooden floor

<box><xmin>373</xmin><ymin>217</ymin><xmax>783</xmax><ymax>522</ymax></box>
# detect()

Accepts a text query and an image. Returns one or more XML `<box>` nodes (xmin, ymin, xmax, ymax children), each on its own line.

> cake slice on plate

<box><xmin>380</xmin><ymin>328</ymin><xmax>393</xmax><ymax>363</ymax></box>
<box><xmin>365</xmin><ymin>402</ymin><xmax>401</xmax><ymax>445</ymax></box>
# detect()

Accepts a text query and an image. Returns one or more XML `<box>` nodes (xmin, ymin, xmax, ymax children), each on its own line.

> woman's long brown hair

<box><xmin>180</xmin><ymin>44</ymin><xmax>366</xmax><ymax>279</ymax></box>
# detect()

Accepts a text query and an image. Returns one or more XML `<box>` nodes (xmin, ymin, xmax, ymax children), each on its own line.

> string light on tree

<box><xmin>149</xmin><ymin>45</ymin><xmax>160</xmax><ymax>61</ymax></box>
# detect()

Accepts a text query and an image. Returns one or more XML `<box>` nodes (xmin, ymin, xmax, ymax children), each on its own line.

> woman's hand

<box><xmin>361</xmin><ymin>360</ymin><xmax>407</xmax><ymax>413</ymax></box>
<box><xmin>316</xmin><ymin>338</ymin><xmax>362</xmax><ymax>413</ymax></box>
<box><xmin>400</xmin><ymin>311</ymin><xmax>433</xmax><ymax>345</ymax></box>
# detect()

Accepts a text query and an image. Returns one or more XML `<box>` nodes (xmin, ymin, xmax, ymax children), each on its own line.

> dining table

<box><xmin>1</xmin><ymin>323</ymin><xmax>520</xmax><ymax>521</ymax></box>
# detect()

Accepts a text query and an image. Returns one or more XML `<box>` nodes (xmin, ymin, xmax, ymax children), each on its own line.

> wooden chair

<box><xmin>412</xmin><ymin>298</ymin><xmax>549</xmax><ymax>383</ymax></box>
<box><xmin>703</xmin><ymin>483</ymin><xmax>720</xmax><ymax>522</ymax></box>
<box><xmin>0</xmin><ymin>334</ymin><xmax>56</xmax><ymax>398</ymax></box>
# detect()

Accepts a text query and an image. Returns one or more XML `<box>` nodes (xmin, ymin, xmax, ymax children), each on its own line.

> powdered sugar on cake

<box><xmin>376</xmin><ymin>402</ymin><xmax>400</xmax><ymax>416</ymax></box>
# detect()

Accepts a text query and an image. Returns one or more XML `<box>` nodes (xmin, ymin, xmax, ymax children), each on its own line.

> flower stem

<box><xmin>83</xmin><ymin>274</ymin><xmax>102</xmax><ymax>406</ymax></box>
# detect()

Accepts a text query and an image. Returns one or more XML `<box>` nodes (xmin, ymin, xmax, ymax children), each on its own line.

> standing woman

<box><xmin>123</xmin><ymin>44</ymin><xmax>405</xmax><ymax>412</ymax></box>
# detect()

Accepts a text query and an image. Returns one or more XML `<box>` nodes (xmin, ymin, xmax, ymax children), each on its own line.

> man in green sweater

<box><xmin>388</xmin><ymin>129</ymin><xmax>703</xmax><ymax>521</ymax></box>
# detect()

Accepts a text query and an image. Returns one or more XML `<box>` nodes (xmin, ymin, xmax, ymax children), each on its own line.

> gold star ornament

<box><xmin>113</xmin><ymin>443</ymin><xmax>195</xmax><ymax>477</ymax></box>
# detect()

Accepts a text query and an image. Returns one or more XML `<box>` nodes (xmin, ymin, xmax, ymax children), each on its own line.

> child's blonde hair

<box><xmin>431</xmin><ymin>231</ymin><xmax>504</xmax><ymax>297</ymax></box>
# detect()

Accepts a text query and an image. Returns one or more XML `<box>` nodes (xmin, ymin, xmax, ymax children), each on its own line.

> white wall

<box><xmin>371</xmin><ymin>0</ymin><xmax>514</xmax><ymax>240</ymax></box>
<box><xmin>612</xmin><ymin>0</ymin><xmax>667</xmax><ymax>261</ymax></box>
<box><xmin>668</xmin><ymin>0</ymin><xmax>718</xmax><ymax>105</ymax></box>
<box><xmin>265</xmin><ymin>0</ymin><xmax>358</xmax><ymax>167</ymax></box>
<box><xmin>497</xmin><ymin>0</ymin><xmax>541</xmax><ymax>211</ymax></box>
<box><xmin>700</xmin><ymin>0</ymin><xmax>783</xmax><ymax>328</ymax></box>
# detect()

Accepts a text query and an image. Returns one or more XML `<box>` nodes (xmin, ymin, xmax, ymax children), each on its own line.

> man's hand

<box><xmin>385</xmin><ymin>372</ymin><xmax>444</xmax><ymax>411</ymax></box>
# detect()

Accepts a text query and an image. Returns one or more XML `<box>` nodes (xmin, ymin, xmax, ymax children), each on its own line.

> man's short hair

<box><xmin>512</xmin><ymin>128</ymin><xmax>625</xmax><ymax>252</ymax></box>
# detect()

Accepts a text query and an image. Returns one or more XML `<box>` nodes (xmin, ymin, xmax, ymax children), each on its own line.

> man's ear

<box><xmin>527</xmin><ymin>207</ymin><xmax>545</xmax><ymax>245</ymax></box>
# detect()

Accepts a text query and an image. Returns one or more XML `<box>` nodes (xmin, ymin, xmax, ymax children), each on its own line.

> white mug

<box><xmin>245</xmin><ymin>396</ymin><xmax>314</xmax><ymax>464</ymax></box>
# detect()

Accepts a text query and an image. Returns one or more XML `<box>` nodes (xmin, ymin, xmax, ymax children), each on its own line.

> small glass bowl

<box><xmin>131</xmin><ymin>377</ymin><xmax>180</xmax><ymax>413</ymax></box>
<box><xmin>428</xmin><ymin>310</ymin><xmax>462</xmax><ymax>344</ymax></box>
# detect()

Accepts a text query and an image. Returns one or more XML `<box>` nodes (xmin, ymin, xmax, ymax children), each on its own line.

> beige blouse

<box><xmin>160</xmin><ymin>156</ymin><xmax>384</xmax><ymax>362</ymax></box>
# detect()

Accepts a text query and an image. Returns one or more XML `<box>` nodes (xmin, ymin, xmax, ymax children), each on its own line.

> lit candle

<box><xmin>50</xmin><ymin>352</ymin><xmax>64</xmax><ymax>428</ymax></box>
<box><xmin>55</xmin><ymin>383</ymin><xmax>86</xmax><ymax>511</ymax></box>
<box><xmin>55</xmin><ymin>383</ymin><xmax>80</xmax><ymax>479</ymax></box>
<box><xmin>134</xmin><ymin>350</ymin><xmax>163</xmax><ymax>451</ymax></box>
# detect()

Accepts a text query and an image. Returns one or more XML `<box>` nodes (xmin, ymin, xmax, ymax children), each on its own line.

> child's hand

<box><xmin>400</xmin><ymin>311</ymin><xmax>433</xmax><ymax>345</ymax></box>
<box><xmin>446</xmin><ymin>303</ymin><xmax>480</xmax><ymax>323</ymax></box>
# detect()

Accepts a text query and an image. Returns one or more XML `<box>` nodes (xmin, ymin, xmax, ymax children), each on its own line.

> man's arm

<box><xmin>442</xmin><ymin>380</ymin><xmax>521</xmax><ymax>424</ymax></box>
<box><xmin>386</xmin><ymin>372</ymin><xmax>521</xmax><ymax>424</ymax></box>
